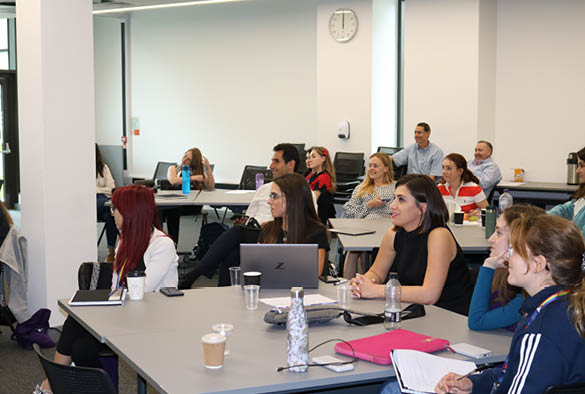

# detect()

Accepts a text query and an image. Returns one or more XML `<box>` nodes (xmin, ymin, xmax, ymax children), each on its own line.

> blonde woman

<box><xmin>342</xmin><ymin>153</ymin><xmax>395</xmax><ymax>278</ymax></box>
<box><xmin>306</xmin><ymin>146</ymin><xmax>337</xmax><ymax>224</ymax></box>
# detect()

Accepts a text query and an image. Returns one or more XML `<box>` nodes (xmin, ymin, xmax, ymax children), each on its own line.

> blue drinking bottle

<box><xmin>182</xmin><ymin>165</ymin><xmax>190</xmax><ymax>194</ymax></box>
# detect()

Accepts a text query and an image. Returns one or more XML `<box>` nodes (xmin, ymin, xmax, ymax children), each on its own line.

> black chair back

<box><xmin>377</xmin><ymin>146</ymin><xmax>403</xmax><ymax>155</ymax></box>
<box><xmin>334</xmin><ymin>152</ymin><xmax>365</xmax><ymax>183</ymax></box>
<box><xmin>292</xmin><ymin>144</ymin><xmax>307</xmax><ymax>174</ymax></box>
<box><xmin>78</xmin><ymin>262</ymin><xmax>113</xmax><ymax>291</ymax></box>
<box><xmin>33</xmin><ymin>344</ymin><xmax>117</xmax><ymax>394</ymax></box>
<box><xmin>239</xmin><ymin>165</ymin><xmax>273</xmax><ymax>190</ymax></box>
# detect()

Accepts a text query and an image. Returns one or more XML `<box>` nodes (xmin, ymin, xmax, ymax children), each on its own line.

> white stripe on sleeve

<box><xmin>508</xmin><ymin>333</ymin><xmax>541</xmax><ymax>394</ymax></box>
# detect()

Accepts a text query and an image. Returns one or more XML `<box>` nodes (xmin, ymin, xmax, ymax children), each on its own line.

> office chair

<box><xmin>33</xmin><ymin>344</ymin><xmax>117</xmax><ymax>394</ymax></box>
<box><xmin>74</xmin><ymin>262</ymin><xmax>118</xmax><ymax>390</ymax></box>
<box><xmin>134</xmin><ymin>161</ymin><xmax>177</xmax><ymax>189</ymax></box>
<box><xmin>239</xmin><ymin>165</ymin><xmax>273</xmax><ymax>190</ymax></box>
<box><xmin>333</xmin><ymin>152</ymin><xmax>365</xmax><ymax>204</ymax></box>
<box><xmin>544</xmin><ymin>383</ymin><xmax>585</xmax><ymax>394</ymax></box>
<box><xmin>376</xmin><ymin>146</ymin><xmax>403</xmax><ymax>156</ymax></box>
<box><xmin>376</xmin><ymin>146</ymin><xmax>407</xmax><ymax>181</ymax></box>
<box><xmin>292</xmin><ymin>144</ymin><xmax>307</xmax><ymax>174</ymax></box>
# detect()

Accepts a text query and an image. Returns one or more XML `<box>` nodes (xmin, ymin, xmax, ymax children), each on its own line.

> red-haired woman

<box><xmin>438</xmin><ymin>153</ymin><xmax>488</xmax><ymax>214</ymax></box>
<box><xmin>33</xmin><ymin>185</ymin><xmax>178</xmax><ymax>394</ymax></box>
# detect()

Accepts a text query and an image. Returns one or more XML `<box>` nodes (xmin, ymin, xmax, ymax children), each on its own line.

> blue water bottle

<box><xmin>182</xmin><ymin>165</ymin><xmax>190</xmax><ymax>194</ymax></box>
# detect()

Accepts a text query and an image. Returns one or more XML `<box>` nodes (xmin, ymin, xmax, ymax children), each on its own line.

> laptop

<box><xmin>239</xmin><ymin>244</ymin><xmax>319</xmax><ymax>289</ymax></box>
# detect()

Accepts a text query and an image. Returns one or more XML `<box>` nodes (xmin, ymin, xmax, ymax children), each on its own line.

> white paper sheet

<box><xmin>259</xmin><ymin>294</ymin><xmax>337</xmax><ymax>309</ymax></box>
<box><xmin>391</xmin><ymin>349</ymin><xmax>477</xmax><ymax>393</ymax></box>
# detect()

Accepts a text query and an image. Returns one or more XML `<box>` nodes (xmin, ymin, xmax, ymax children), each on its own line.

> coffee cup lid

<box><xmin>127</xmin><ymin>270</ymin><xmax>146</xmax><ymax>278</ymax></box>
<box><xmin>243</xmin><ymin>271</ymin><xmax>261</xmax><ymax>276</ymax></box>
<box><xmin>201</xmin><ymin>333</ymin><xmax>226</xmax><ymax>344</ymax></box>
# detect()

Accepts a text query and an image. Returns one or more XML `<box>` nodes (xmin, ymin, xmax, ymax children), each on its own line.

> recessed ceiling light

<box><xmin>93</xmin><ymin>0</ymin><xmax>249</xmax><ymax>15</ymax></box>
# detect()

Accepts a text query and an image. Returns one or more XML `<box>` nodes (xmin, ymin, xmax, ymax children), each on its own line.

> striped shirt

<box><xmin>438</xmin><ymin>181</ymin><xmax>486</xmax><ymax>212</ymax></box>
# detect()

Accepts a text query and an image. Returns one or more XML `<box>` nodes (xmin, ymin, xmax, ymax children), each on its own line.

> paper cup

<box><xmin>201</xmin><ymin>333</ymin><xmax>226</xmax><ymax>369</ymax></box>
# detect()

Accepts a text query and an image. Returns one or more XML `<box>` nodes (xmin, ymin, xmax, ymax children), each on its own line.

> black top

<box><xmin>306</xmin><ymin>171</ymin><xmax>337</xmax><ymax>225</ymax></box>
<box><xmin>258</xmin><ymin>226</ymin><xmax>330</xmax><ymax>251</ymax></box>
<box><xmin>391</xmin><ymin>227</ymin><xmax>473</xmax><ymax>315</ymax></box>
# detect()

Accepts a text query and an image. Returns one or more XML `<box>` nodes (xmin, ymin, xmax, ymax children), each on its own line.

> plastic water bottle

<box><xmin>499</xmin><ymin>189</ymin><xmax>513</xmax><ymax>213</ymax></box>
<box><xmin>255</xmin><ymin>173</ymin><xmax>264</xmax><ymax>190</ymax></box>
<box><xmin>384</xmin><ymin>273</ymin><xmax>401</xmax><ymax>331</ymax></box>
<box><xmin>287</xmin><ymin>287</ymin><xmax>309</xmax><ymax>372</ymax></box>
<box><xmin>181</xmin><ymin>165</ymin><xmax>190</xmax><ymax>194</ymax></box>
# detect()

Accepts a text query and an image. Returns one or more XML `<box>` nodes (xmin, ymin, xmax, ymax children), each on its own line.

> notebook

<box><xmin>69</xmin><ymin>289</ymin><xmax>127</xmax><ymax>306</ymax></box>
<box><xmin>334</xmin><ymin>328</ymin><xmax>449</xmax><ymax>365</ymax></box>
<box><xmin>239</xmin><ymin>244</ymin><xmax>319</xmax><ymax>289</ymax></box>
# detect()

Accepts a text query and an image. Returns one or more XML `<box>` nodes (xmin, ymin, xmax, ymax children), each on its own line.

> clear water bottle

<box><xmin>255</xmin><ymin>173</ymin><xmax>264</xmax><ymax>190</ymax></box>
<box><xmin>181</xmin><ymin>165</ymin><xmax>190</xmax><ymax>194</ymax></box>
<box><xmin>287</xmin><ymin>287</ymin><xmax>309</xmax><ymax>372</ymax></box>
<box><xmin>384</xmin><ymin>273</ymin><xmax>401</xmax><ymax>331</ymax></box>
<box><xmin>499</xmin><ymin>189</ymin><xmax>513</xmax><ymax>213</ymax></box>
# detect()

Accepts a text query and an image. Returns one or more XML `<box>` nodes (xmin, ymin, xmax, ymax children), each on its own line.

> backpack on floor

<box><xmin>194</xmin><ymin>222</ymin><xmax>229</xmax><ymax>261</ymax></box>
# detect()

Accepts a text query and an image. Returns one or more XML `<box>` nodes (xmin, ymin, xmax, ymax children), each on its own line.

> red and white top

<box><xmin>438</xmin><ymin>181</ymin><xmax>486</xmax><ymax>213</ymax></box>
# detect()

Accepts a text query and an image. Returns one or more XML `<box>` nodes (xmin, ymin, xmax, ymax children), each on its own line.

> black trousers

<box><xmin>56</xmin><ymin>316</ymin><xmax>102</xmax><ymax>368</ymax></box>
<box><xmin>197</xmin><ymin>225</ymin><xmax>261</xmax><ymax>286</ymax></box>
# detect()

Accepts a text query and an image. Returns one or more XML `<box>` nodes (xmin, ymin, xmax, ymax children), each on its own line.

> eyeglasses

<box><xmin>506</xmin><ymin>245</ymin><xmax>514</xmax><ymax>260</ymax></box>
<box><xmin>268</xmin><ymin>192</ymin><xmax>282</xmax><ymax>200</ymax></box>
<box><xmin>110</xmin><ymin>206</ymin><xmax>117</xmax><ymax>214</ymax></box>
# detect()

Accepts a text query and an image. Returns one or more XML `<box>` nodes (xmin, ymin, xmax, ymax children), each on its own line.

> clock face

<box><xmin>328</xmin><ymin>8</ymin><xmax>358</xmax><ymax>43</ymax></box>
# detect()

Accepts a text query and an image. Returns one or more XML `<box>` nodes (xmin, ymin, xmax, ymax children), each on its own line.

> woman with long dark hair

<box><xmin>164</xmin><ymin>147</ymin><xmax>215</xmax><ymax>243</ymax></box>
<box><xmin>33</xmin><ymin>185</ymin><xmax>178</xmax><ymax>394</ymax></box>
<box><xmin>436</xmin><ymin>215</ymin><xmax>585</xmax><ymax>393</ymax></box>
<box><xmin>349</xmin><ymin>174</ymin><xmax>474</xmax><ymax>315</ymax></box>
<box><xmin>438</xmin><ymin>153</ymin><xmax>488</xmax><ymax>214</ymax></box>
<box><xmin>549</xmin><ymin>146</ymin><xmax>585</xmax><ymax>237</ymax></box>
<box><xmin>95</xmin><ymin>144</ymin><xmax>117</xmax><ymax>261</ymax></box>
<box><xmin>262</xmin><ymin>173</ymin><xmax>330</xmax><ymax>276</ymax></box>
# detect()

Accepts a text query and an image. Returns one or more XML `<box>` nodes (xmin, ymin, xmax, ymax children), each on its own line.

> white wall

<box><xmin>494</xmin><ymin>0</ymin><xmax>585</xmax><ymax>182</ymax></box>
<box><xmin>123</xmin><ymin>0</ymin><xmax>384</xmax><ymax>182</ymax></box>
<box><xmin>94</xmin><ymin>16</ymin><xmax>124</xmax><ymax>146</ymax></box>
<box><xmin>316</xmin><ymin>0</ymin><xmax>374</xmax><ymax>158</ymax></box>
<box><xmin>403</xmin><ymin>0</ymin><xmax>480</xmax><ymax>159</ymax></box>
<box><xmin>129</xmin><ymin>0</ymin><xmax>319</xmax><ymax>182</ymax></box>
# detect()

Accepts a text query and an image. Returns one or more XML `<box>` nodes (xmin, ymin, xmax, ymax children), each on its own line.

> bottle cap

<box><xmin>291</xmin><ymin>287</ymin><xmax>304</xmax><ymax>298</ymax></box>
<box><xmin>389</xmin><ymin>272</ymin><xmax>399</xmax><ymax>280</ymax></box>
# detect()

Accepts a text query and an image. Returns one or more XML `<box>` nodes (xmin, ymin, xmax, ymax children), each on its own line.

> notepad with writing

<box><xmin>391</xmin><ymin>349</ymin><xmax>476</xmax><ymax>393</ymax></box>
<box><xmin>334</xmin><ymin>328</ymin><xmax>449</xmax><ymax>365</ymax></box>
<box><xmin>69</xmin><ymin>289</ymin><xmax>127</xmax><ymax>306</ymax></box>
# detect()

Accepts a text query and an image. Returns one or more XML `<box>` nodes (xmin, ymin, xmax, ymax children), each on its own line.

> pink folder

<box><xmin>334</xmin><ymin>329</ymin><xmax>449</xmax><ymax>365</ymax></box>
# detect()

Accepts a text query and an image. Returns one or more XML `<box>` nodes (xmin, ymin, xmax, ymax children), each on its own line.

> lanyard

<box><xmin>115</xmin><ymin>259</ymin><xmax>128</xmax><ymax>290</ymax></box>
<box><xmin>492</xmin><ymin>289</ymin><xmax>570</xmax><ymax>391</ymax></box>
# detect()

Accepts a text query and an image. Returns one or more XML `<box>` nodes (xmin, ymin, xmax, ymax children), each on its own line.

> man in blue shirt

<box><xmin>392</xmin><ymin>122</ymin><xmax>444</xmax><ymax>181</ymax></box>
<box><xmin>468</xmin><ymin>140</ymin><xmax>502</xmax><ymax>198</ymax></box>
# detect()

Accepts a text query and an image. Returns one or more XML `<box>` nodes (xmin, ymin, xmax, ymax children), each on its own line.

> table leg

<box><xmin>137</xmin><ymin>374</ymin><xmax>147</xmax><ymax>394</ymax></box>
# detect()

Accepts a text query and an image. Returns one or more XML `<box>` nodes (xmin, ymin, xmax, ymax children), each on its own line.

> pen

<box><xmin>334</xmin><ymin>279</ymin><xmax>349</xmax><ymax>285</ymax></box>
<box><xmin>456</xmin><ymin>363</ymin><xmax>494</xmax><ymax>381</ymax></box>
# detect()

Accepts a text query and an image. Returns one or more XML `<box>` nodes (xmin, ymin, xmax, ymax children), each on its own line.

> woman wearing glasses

<box><xmin>549</xmin><ymin>146</ymin><xmax>585</xmax><ymax>237</ymax></box>
<box><xmin>349</xmin><ymin>174</ymin><xmax>474</xmax><ymax>315</ymax></box>
<box><xmin>435</xmin><ymin>215</ymin><xmax>585</xmax><ymax>394</ymax></box>
<box><xmin>263</xmin><ymin>173</ymin><xmax>330</xmax><ymax>276</ymax></box>
<box><xmin>33</xmin><ymin>185</ymin><xmax>178</xmax><ymax>394</ymax></box>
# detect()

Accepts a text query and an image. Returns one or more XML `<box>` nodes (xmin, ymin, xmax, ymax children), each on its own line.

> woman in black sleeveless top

<box><xmin>349</xmin><ymin>174</ymin><xmax>473</xmax><ymax>315</ymax></box>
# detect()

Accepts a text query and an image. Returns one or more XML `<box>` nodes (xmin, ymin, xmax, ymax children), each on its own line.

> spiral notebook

<box><xmin>334</xmin><ymin>329</ymin><xmax>449</xmax><ymax>365</ymax></box>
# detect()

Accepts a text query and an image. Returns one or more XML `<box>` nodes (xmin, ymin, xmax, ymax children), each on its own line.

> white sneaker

<box><xmin>32</xmin><ymin>383</ymin><xmax>53</xmax><ymax>394</ymax></box>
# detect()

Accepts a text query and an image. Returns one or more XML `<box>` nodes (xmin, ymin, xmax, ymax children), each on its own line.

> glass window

<box><xmin>0</xmin><ymin>19</ymin><xmax>6</xmax><ymax>50</ymax></box>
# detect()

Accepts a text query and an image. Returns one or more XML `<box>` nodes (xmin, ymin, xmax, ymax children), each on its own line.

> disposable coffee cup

<box><xmin>201</xmin><ymin>333</ymin><xmax>226</xmax><ymax>369</ymax></box>
<box><xmin>481</xmin><ymin>209</ymin><xmax>486</xmax><ymax>227</ymax></box>
<box><xmin>126</xmin><ymin>270</ymin><xmax>146</xmax><ymax>300</ymax></box>
<box><xmin>243</xmin><ymin>271</ymin><xmax>262</xmax><ymax>286</ymax></box>
<box><xmin>453</xmin><ymin>211</ymin><xmax>464</xmax><ymax>226</ymax></box>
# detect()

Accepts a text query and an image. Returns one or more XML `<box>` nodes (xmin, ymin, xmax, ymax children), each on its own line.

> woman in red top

<box><xmin>438</xmin><ymin>153</ymin><xmax>488</xmax><ymax>214</ymax></box>
<box><xmin>306</xmin><ymin>146</ymin><xmax>337</xmax><ymax>224</ymax></box>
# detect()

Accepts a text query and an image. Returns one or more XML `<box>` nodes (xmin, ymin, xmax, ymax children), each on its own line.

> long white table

<box><xmin>152</xmin><ymin>189</ymin><xmax>256</xmax><ymax>207</ymax></box>
<box><xmin>58</xmin><ymin>284</ymin><xmax>512</xmax><ymax>394</ymax></box>
<box><xmin>330</xmin><ymin>218</ymin><xmax>490</xmax><ymax>253</ymax></box>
